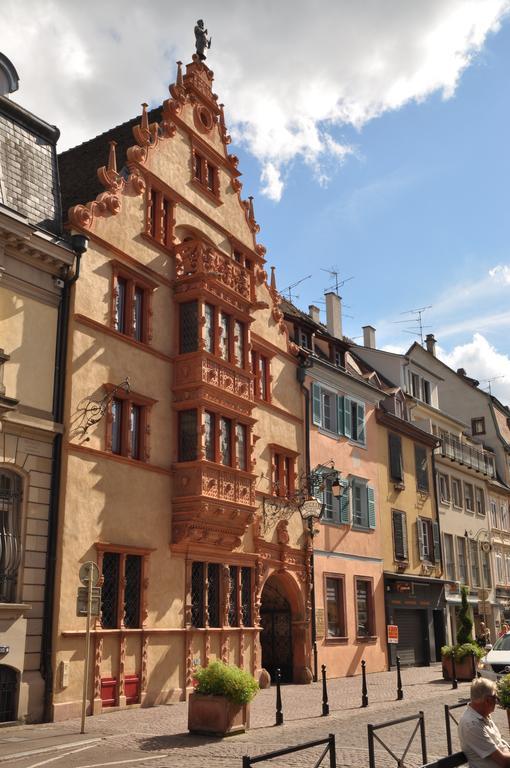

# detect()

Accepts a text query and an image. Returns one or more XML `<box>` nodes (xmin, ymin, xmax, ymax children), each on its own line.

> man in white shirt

<box><xmin>459</xmin><ymin>678</ymin><xmax>510</xmax><ymax>767</ymax></box>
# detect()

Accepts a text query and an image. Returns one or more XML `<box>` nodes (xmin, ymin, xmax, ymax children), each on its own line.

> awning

<box><xmin>446</xmin><ymin>594</ymin><xmax>479</xmax><ymax>605</ymax></box>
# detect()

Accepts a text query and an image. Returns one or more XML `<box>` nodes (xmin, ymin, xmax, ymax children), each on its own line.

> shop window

<box><xmin>0</xmin><ymin>470</ymin><xmax>22</xmax><ymax>603</ymax></box>
<box><xmin>112</xmin><ymin>266</ymin><xmax>153</xmax><ymax>344</ymax></box>
<box><xmin>241</xmin><ymin>567</ymin><xmax>252</xmax><ymax>626</ymax></box>
<box><xmin>388</xmin><ymin>434</ymin><xmax>403</xmax><ymax>483</ymax></box>
<box><xmin>392</xmin><ymin>510</ymin><xmax>408</xmax><ymax>562</ymax></box>
<box><xmin>178</xmin><ymin>409</ymin><xmax>198</xmax><ymax>462</ymax></box>
<box><xmin>107</xmin><ymin>388</ymin><xmax>154</xmax><ymax>462</ymax></box>
<box><xmin>355</xmin><ymin>578</ymin><xmax>375</xmax><ymax>638</ymax></box>
<box><xmin>145</xmin><ymin>186</ymin><xmax>173</xmax><ymax>247</ymax></box>
<box><xmin>415</xmin><ymin>445</ymin><xmax>429</xmax><ymax>492</ymax></box>
<box><xmin>228</xmin><ymin>565</ymin><xmax>239</xmax><ymax>627</ymax></box>
<box><xmin>325</xmin><ymin>576</ymin><xmax>346</xmax><ymax>638</ymax></box>
<box><xmin>251</xmin><ymin>351</ymin><xmax>271</xmax><ymax>401</ymax></box>
<box><xmin>100</xmin><ymin>551</ymin><xmax>142</xmax><ymax>629</ymax></box>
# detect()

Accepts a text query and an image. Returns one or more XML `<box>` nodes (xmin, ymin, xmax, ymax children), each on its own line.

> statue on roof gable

<box><xmin>195</xmin><ymin>20</ymin><xmax>211</xmax><ymax>61</ymax></box>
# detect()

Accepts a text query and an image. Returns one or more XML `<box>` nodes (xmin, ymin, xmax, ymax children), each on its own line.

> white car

<box><xmin>479</xmin><ymin>633</ymin><xmax>510</xmax><ymax>680</ymax></box>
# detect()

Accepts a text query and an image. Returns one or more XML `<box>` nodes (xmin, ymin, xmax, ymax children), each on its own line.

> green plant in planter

<box><xmin>456</xmin><ymin>586</ymin><xmax>474</xmax><ymax>644</ymax></box>
<box><xmin>193</xmin><ymin>661</ymin><xmax>259</xmax><ymax>705</ymax></box>
<box><xmin>441</xmin><ymin>642</ymin><xmax>484</xmax><ymax>661</ymax></box>
<box><xmin>498</xmin><ymin>674</ymin><xmax>510</xmax><ymax>709</ymax></box>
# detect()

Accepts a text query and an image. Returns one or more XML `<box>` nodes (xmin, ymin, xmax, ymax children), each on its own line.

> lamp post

<box><xmin>300</xmin><ymin>465</ymin><xmax>343</xmax><ymax>682</ymax></box>
<box><xmin>465</xmin><ymin>527</ymin><xmax>491</xmax><ymax>640</ymax></box>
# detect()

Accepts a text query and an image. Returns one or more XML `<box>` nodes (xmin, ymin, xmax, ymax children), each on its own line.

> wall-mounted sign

<box><xmin>315</xmin><ymin>608</ymin><xmax>325</xmax><ymax>639</ymax></box>
<box><xmin>387</xmin><ymin>625</ymin><xmax>399</xmax><ymax>644</ymax></box>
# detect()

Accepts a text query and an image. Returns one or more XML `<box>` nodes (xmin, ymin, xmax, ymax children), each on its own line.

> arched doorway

<box><xmin>260</xmin><ymin>575</ymin><xmax>293</xmax><ymax>682</ymax></box>
<box><xmin>0</xmin><ymin>666</ymin><xmax>18</xmax><ymax>723</ymax></box>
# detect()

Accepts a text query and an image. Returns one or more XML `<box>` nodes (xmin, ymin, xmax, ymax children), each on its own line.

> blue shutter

<box><xmin>336</xmin><ymin>395</ymin><xmax>344</xmax><ymax>435</ymax></box>
<box><xmin>367</xmin><ymin>486</ymin><xmax>376</xmax><ymax>529</ymax></box>
<box><xmin>312</xmin><ymin>383</ymin><xmax>322</xmax><ymax>426</ymax></box>
<box><xmin>433</xmin><ymin>521</ymin><xmax>441</xmax><ymax>564</ymax></box>
<box><xmin>340</xmin><ymin>480</ymin><xmax>351</xmax><ymax>524</ymax></box>
<box><xmin>357</xmin><ymin>402</ymin><xmax>366</xmax><ymax>444</ymax></box>
<box><xmin>343</xmin><ymin>397</ymin><xmax>352</xmax><ymax>438</ymax></box>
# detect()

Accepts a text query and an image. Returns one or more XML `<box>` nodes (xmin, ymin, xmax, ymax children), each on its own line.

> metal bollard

<box><xmin>275</xmin><ymin>668</ymin><xmax>283</xmax><ymax>726</ymax></box>
<box><xmin>321</xmin><ymin>664</ymin><xmax>329</xmax><ymax>716</ymax></box>
<box><xmin>396</xmin><ymin>655</ymin><xmax>403</xmax><ymax>700</ymax></box>
<box><xmin>361</xmin><ymin>659</ymin><xmax>368</xmax><ymax>708</ymax></box>
<box><xmin>328</xmin><ymin>733</ymin><xmax>336</xmax><ymax>768</ymax></box>
<box><xmin>471</xmin><ymin>651</ymin><xmax>477</xmax><ymax>680</ymax></box>
<box><xmin>451</xmin><ymin>653</ymin><xmax>458</xmax><ymax>690</ymax></box>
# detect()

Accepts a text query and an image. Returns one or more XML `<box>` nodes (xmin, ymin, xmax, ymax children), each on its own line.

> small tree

<box><xmin>456</xmin><ymin>585</ymin><xmax>474</xmax><ymax>644</ymax></box>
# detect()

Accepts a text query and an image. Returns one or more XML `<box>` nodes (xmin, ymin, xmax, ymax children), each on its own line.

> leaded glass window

<box><xmin>191</xmin><ymin>562</ymin><xmax>204</xmax><ymax>628</ymax></box>
<box><xmin>241</xmin><ymin>567</ymin><xmax>252</xmax><ymax>626</ymax></box>
<box><xmin>204</xmin><ymin>304</ymin><xmax>215</xmax><ymax>353</ymax></box>
<box><xmin>220</xmin><ymin>417</ymin><xmax>232</xmax><ymax>466</ymax></box>
<box><xmin>205</xmin><ymin>412</ymin><xmax>216</xmax><ymax>462</ymax></box>
<box><xmin>0</xmin><ymin>471</ymin><xmax>22</xmax><ymax>603</ymax></box>
<box><xmin>234</xmin><ymin>320</ymin><xmax>245</xmax><ymax>368</ymax></box>
<box><xmin>228</xmin><ymin>565</ymin><xmax>239</xmax><ymax>627</ymax></box>
<box><xmin>236</xmin><ymin>423</ymin><xmax>247</xmax><ymax>471</ymax></box>
<box><xmin>219</xmin><ymin>313</ymin><xmax>230</xmax><ymax>361</ymax></box>
<box><xmin>114</xmin><ymin>277</ymin><xmax>127</xmax><ymax>333</ymax></box>
<box><xmin>124</xmin><ymin>555</ymin><xmax>141</xmax><ymax>628</ymax></box>
<box><xmin>130</xmin><ymin>404</ymin><xmax>141</xmax><ymax>460</ymax></box>
<box><xmin>179</xmin><ymin>301</ymin><xmax>198</xmax><ymax>354</ymax></box>
<box><xmin>207</xmin><ymin>563</ymin><xmax>220</xmax><ymax>627</ymax></box>
<box><xmin>111</xmin><ymin>399</ymin><xmax>123</xmax><ymax>455</ymax></box>
<box><xmin>133</xmin><ymin>287</ymin><xmax>144</xmax><ymax>342</ymax></box>
<box><xmin>179</xmin><ymin>410</ymin><xmax>197</xmax><ymax>462</ymax></box>
<box><xmin>101</xmin><ymin>553</ymin><xmax>120</xmax><ymax>629</ymax></box>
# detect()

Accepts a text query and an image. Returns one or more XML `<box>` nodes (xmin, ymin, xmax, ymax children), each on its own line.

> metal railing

<box><xmin>242</xmin><ymin>734</ymin><xmax>336</xmax><ymax>768</ymax></box>
<box><xmin>438</xmin><ymin>436</ymin><xmax>495</xmax><ymax>478</ymax></box>
<box><xmin>368</xmin><ymin>711</ymin><xmax>427</xmax><ymax>768</ymax></box>
<box><xmin>444</xmin><ymin>701</ymin><xmax>468</xmax><ymax>755</ymax></box>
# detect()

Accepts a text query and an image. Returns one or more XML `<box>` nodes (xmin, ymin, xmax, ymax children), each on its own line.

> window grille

<box><xmin>179</xmin><ymin>410</ymin><xmax>197</xmax><ymax>462</ymax></box>
<box><xmin>124</xmin><ymin>555</ymin><xmax>141</xmax><ymax>628</ymax></box>
<box><xmin>241</xmin><ymin>567</ymin><xmax>252</xmax><ymax>626</ymax></box>
<box><xmin>101</xmin><ymin>553</ymin><xmax>120</xmax><ymax>628</ymax></box>
<box><xmin>0</xmin><ymin>471</ymin><xmax>22</xmax><ymax>604</ymax></box>
<box><xmin>0</xmin><ymin>666</ymin><xmax>17</xmax><ymax>723</ymax></box>
<box><xmin>207</xmin><ymin>563</ymin><xmax>220</xmax><ymax>627</ymax></box>
<box><xmin>228</xmin><ymin>565</ymin><xmax>239</xmax><ymax>626</ymax></box>
<box><xmin>191</xmin><ymin>562</ymin><xmax>204</xmax><ymax>627</ymax></box>
<box><xmin>179</xmin><ymin>301</ymin><xmax>199</xmax><ymax>354</ymax></box>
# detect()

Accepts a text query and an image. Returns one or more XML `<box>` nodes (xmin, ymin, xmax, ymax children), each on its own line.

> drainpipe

<box><xmin>431</xmin><ymin>441</ymin><xmax>446</xmax><ymax>651</ymax></box>
<box><xmin>297</xmin><ymin>354</ymin><xmax>317</xmax><ymax>681</ymax></box>
<box><xmin>42</xmin><ymin>233</ymin><xmax>88</xmax><ymax>721</ymax></box>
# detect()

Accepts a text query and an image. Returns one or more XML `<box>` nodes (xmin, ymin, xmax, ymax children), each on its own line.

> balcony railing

<box><xmin>173</xmin><ymin>462</ymin><xmax>256</xmax><ymax>507</ymax></box>
<box><xmin>174</xmin><ymin>356</ymin><xmax>253</xmax><ymax>402</ymax></box>
<box><xmin>175</xmin><ymin>240</ymin><xmax>252</xmax><ymax>302</ymax></box>
<box><xmin>438</xmin><ymin>435</ymin><xmax>496</xmax><ymax>478</ymax></box>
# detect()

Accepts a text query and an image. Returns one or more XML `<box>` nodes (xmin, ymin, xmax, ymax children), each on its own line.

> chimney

<box><xmin>309</xmin><ymin>304</ymin><xmax>320</xmax><ymax>324</ymax></box>
<box><xmin>363</xmin><ymin>325</ymin><xmax>376</xmax><ymax>349</ymax></box>
<box><xmin>425</xmin><ymin>333</ymin><xmax>437</xmax><ymax>356</ymax></box>
<box><xmin>325</xmin><ymin>292</ymin><xmax>342</xmax><ymax>339</ymax></box>
<box><xmin>457</xmin><ymin>368</ymin><xmax>466</xmax><ymax>377</ymax></box>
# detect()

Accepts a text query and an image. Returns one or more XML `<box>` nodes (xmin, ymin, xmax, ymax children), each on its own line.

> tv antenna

<box><xmin>320</xmin><ymin>267</ymin><xmax>354</xmax><ymax>296</ymax></box>
<box><xmin>393</xmin><ymin>305</ymin><xmax>432</xmax><ymax>346</ymax></box>
<box><xmin>480</xmin><ymin>375</ymin><xmax>505</xmax><ymax>396</ymax></box>
<box><xmin>281</xmin><ymin>274</ymin><xmax>312</xmax><ymax>303</ymax></box>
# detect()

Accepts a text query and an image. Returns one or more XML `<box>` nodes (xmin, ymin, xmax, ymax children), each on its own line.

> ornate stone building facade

<box><xmin>52</xmin><ymin>58</ymin><xmax>311</xmax><ymax>720</ymax></box>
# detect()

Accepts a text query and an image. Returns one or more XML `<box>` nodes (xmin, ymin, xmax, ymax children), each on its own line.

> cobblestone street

<box><xmin>1</xmin><ymin>665</ymin><xmax>503</xmax><ymax>768</ymax></box>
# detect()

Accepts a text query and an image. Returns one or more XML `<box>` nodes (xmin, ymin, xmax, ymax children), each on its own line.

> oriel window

<box><xmin>220</xmin><ymin>417</ymin><xmax>232</xmax><ymax>466</ymax></box>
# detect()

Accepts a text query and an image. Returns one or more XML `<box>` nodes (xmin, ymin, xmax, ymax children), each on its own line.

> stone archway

<box><xmin>259</xmin><ymin>572</ymin><xmax>311</xmax><ymax>684</ymax></box>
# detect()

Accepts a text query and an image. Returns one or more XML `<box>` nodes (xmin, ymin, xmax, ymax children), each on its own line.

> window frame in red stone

<box><xmin>270</xmin><ymin>445</ymin><xmax>298</xmax><ymax>498</ymax></box>
<box><xmin>110</xmin><ymin>261</ymin><xmax>156</xmax><ymax>345</ymax></box>
<box><xmin>105</xmin><ymin>384</ymin><xmax>156</xmax><ymax>463</ymax></box>
<box><xmin>144</xmin><ymin>182</ymin><xmax>174</xmax><ymax>249</ymax></box>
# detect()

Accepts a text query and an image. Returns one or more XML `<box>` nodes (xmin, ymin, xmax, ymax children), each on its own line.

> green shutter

<box><xmin>367</xmin><ymin>486</ymin><xmax>376</xmax><ymax>529</ymax></box>
<box><xmin>357</xmin><ymin>402</ymin><xmax>366</xmax><ymax>444</ymax></box>
<box><xmin>343</xmin><ymin>397</ymin><xmax>352</xmax><ymax>438</ymax></box>
<box><xmin>336</xmin><ymin>394</ymin><xmax>344</xmax><ymax>435</ymax></box>
<box><xmin>340</xmin><ymin>480</ymin><xmax>350</xmax><ymax>524</ymax></box>
<box><xmin>312</xmin><ymin>383</ymin><xmax>322</xmax><ymax>426</ymax></box>
<box><xmin>433</xmin><ymin>521</ymin><xmax>441</xmax><ymax>564</ymax></box>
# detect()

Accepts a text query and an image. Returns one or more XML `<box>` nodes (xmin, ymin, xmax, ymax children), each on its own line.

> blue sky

<box><xmin>3</xmin><ymin>1</ymin><xmax>510</xmax><ymax>399</ymax></box>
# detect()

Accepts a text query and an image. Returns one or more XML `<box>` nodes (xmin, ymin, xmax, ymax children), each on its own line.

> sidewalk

<box><xmin>0</xmin><ymin>665</ymin><xmax>485</xmax><ymax>767</ymax></box>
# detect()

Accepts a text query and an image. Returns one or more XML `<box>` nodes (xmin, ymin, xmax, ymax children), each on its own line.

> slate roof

<box><xmin>58</xmin><ymin>105</ymin><xmax>163</xmax><ymax>221</ymax></box>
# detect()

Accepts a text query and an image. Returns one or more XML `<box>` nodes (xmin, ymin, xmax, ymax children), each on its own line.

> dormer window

<box><xmin>298</xmin><ymin>328</ymin><xmax>312</xmax><ymax>350</ymax></box>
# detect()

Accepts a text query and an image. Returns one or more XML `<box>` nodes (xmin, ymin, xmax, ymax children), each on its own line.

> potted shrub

<box><xmin>188</xmin><ymin>660</ymin><xmax>259</xmax><ymax>736</ymax></box>
<box><xmin>442</xmin><ymin>586</ymin><xmax>483</xmax><ymax>681</ymax></box>
<box><xmin>497</xmin><ymin>673</ymin><xmax>510</xmax><ymax>729</ymax></box>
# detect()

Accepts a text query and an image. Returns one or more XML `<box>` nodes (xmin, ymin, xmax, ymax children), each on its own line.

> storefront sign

<box><xmin>395</xmin><ymin>582</ymin><xmax>412</xmax><ymax>593</ymax></box>
<box><xmin>387</xmin><ymin>625</ymin><xmax>399</xmax><ymax>644</ymax></box>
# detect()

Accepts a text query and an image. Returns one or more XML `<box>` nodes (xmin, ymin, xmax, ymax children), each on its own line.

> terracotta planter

<box><xmin>188</xmin><ymin>692</ymin><xmax>250</xmax><ymax>736</ymax></box>
<box><xmin>442</xmin><ymin>655</ymin><xmax>479</xmax><ymax>681</ymax></box>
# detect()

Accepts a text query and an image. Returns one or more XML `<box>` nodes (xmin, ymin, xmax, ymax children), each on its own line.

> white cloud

<box><xmin>2</xmin><ymin>1</ymin><xmax>509</xmax><ymax>200</ymax></box>
<box><xmin>438</xmin><ymin>333</ymin><xmax>510</xmax><ymax>404</ymax></box>
<box><xmin>489</xmin><ymin>265</ymin><xmax>510</xmax><ymax>284</ymax></box>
